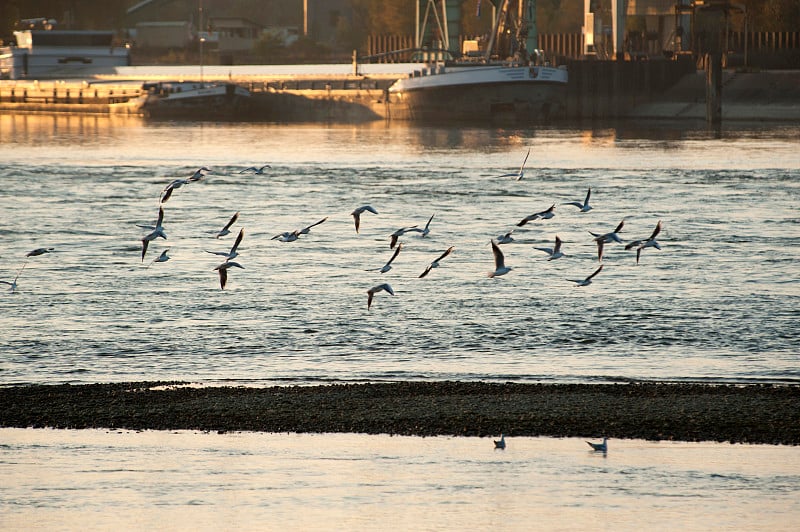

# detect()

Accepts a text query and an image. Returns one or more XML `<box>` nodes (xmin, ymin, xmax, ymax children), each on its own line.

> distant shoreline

<box><xmin>2</xmin><ymin>382</ymin><xmax>798</xmax><ymax>445</ymax></box>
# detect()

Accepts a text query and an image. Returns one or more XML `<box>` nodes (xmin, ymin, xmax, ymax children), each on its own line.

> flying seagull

<box><xmin>590</xmin><ymin>220</ymin><xmax>625</xmax><ymax>261</ymax></box>
<box><xmin>371</xmin><ymin>243</ymin><xmax>402</xmax><ymax>274</ymax></box>
<box><xmin>586</xmin><ymin>437</ymin><xmax>608</xmax><ymax>452</ymax></box>
<box><xmin>1</xmin><ymin>263</ymin><xmax>26</xmax><ymax>293</ymax></box>
<box><xmin>239</xmin><ymin>165</ymin><xmax>271</xmax><ymax>174</ymax></box>
<box><xmin>533</xmin><ymin>235</ymin><xmax>565</xmax><ymax>260</ymax></box>
<box><xmin>216</xmin><ymin>211</ymin><xmax>240</xmax><ymax>239</ymax></box>
<box><xmin>351</xmin><ymin>205</ymin><xmax>378</xmax><ymax>233</ymax></box>
<box><xmin>568</xmin><ymin>264</ymin><xmax>603</xmax><ymax>287</ymax></box>
<box><xmin>563</xmin><ymin>187</ymin><xmax>593</xmax><ymax>212</ymax></box>
<box><xmin>494</xmin><ymin>434</ymin><xmax>506</xmax><ymax>449</ymax></box>
<box><xmin>496</xmin><ymin>230</ymin><xmax>515</xmax><ymax>244</ymax></box>
<box><xmin>146</xmin><ymin>249</ymin><xmax>171</xmax><ymax>268</ymax></box>
<box><xmin>206</xmin><ymin>228</ymin><xmax>244</xmax><ymax>260</ymax></box>
<box><xmin>188</xmin><ymin>166</ymin><xmax>211</xmax><ymax>181</ymax></box>
<box><xmin>419</xmin><ymin>246</ymin><xmax>454</xmax><ymax>278</ymax></box>
<box><xmin>214</xmin><ymin>261</ymin><xmax>245</xmax><ymax>290</ymax></box>
<box><xmin>498</xmin><ymin>148</ymin><xmax>530</xmax><ymax>181</ymax></box>
<box><xmin>367</xmin><ymin>283</ymin><xmax>394</xmax><ymax>310</ymax></box>
<box><xmin>297</xmin><ymin>217</ymin><xmax>328</xmax><ymax>235</ymax></box>
<box><xmin>488</xmin><ymin>240</ymin><xmax>512</xmax><ymax>278</ymax></box>
<box><xmin>624</xmin><ymin>220</ymin><xmax>663</xmax><ymax>264</ymax></box>
<box><xmin>160</xmin><ymin>178</ymin><xmax>190</xmax><ymax>203</ymax></box>
<box><xmin>25</xmin><ymin>247</ymin><xmax>54</xmax><ymax>257</ymax></box>
<box><xmin>517</xmin><ymin>204</ymin><xmax>556</xmax><ymax>227</ymax></box>
<box><xmin>418</xmin><ymin>214</ymin><xmax>435</xmax><ymax>237</ymax></box>
<box><xmin>140</xmin><ymin>207</ymin><xmax>167</xmax><ymax>262</ymax></box>
<box><xmin>389</xmin><ymin>226</ymin><xmax>419</xmax><ymax>249</ymax></box>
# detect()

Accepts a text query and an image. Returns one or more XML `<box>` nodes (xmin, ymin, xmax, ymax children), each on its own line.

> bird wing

<box><xmin>491</xmin><ymin>241</ymin><xmax>505</xmax><ymax>269</ymax></box>
<box><xmin>650</xmin><ymin>220</ymin><xmax>662</xmax><ymax>240</ymax></box>
<box><xmin>141</xmin><ymin>238</ymin><xmax>149</xmax><ymax>262</ymax></box>
<box><xmin>156</xmin><ymin>207</ymin><xmax>164</xmax><ymax>227</ymax></box>
<box><xmin>217</xmin><ymin>268</ymin><xmax>228</xmax><ymax>289</ymax></box>
<box><xmin>586</xmin><ymin>264</ymin><xmax>604</xmax><ymax>281</ymax></box>
<box><xmin>367</xmin><ymin>291</ymin><xmax>374</xmax><ymax>309</ymax></box>
<box><xmin>223</xmin><ymin>212</ymin><xmax>240</xmax><ymax>231</ymax></box>
<box><xmin>363</xmin><ymin>205</ymin><xmax>378</xmax><ymax>214</ymax></box>
<box><xmin>584</xmin><ymin>188</ymin><xmax>592</xmax><ymax>204</ymax></box>
<box><xmin>534</xmin><ymin>247</ymin><xmax>553</xmax><ymax>255</ymax></box>
<box><xmin>435</xmin><ymin>246</ymin><xmax>454</xmax><ymax>262</ymax></box>
<box><xmin>352</xmin><ymin>212</ymin><xmax>361</xmax><ymax>233</ymax></box>
<box><xmin>419</xmin><ymin>265</ymin><xmax>432</xmax><ymax>278</ymax></box>
<box><xmin>554</xmin><ymin>236</ymin><xmax>563</xmax><ymax>253</ymax></box>
<box><xmin>386</xmin><ymin>243</ymin><xmax>402</xmax><ymax>266</ymax></box>
<box><xmin>424</xmin><ymin>214</ymin><xmax>435</xmax><ymax>230</ymax></box>
<box><xmin>230</xmin><ymin>228</ymin><xmax>245</xmax><ymax>253</ymax></box>
<box><xmin>596</xmin><ymin>240</ymin><xmax>605</xmax><ymax>261</ymax></box>
<box><xmin>614</xmin><ymin>219</ymin><xmax>625</xmax><ymax>233</ymax></box>
<box><xmin>519</xmin><ymin>148</ymin><xmax>531</xmax><ymax>173</ymax></box>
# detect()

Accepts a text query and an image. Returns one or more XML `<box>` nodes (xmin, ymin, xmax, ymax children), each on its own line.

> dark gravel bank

<box><xmin>1</xmin><ymin>381</ymin><xmax>798</xmax><ymax>445</ymax></box>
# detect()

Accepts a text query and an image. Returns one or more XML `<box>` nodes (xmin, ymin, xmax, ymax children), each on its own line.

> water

<box><xmin>1</xmin><ymin>114</ymin><xmax>800</xmax><ymax>528</ymax></box>
<box><xmin>1</xmin><ymin>115</ymin><xmax>798</xmax><ymax>386</ymax></box>
<box><xmin>1</xmin><ymin>428</ymin><xmax>799</xmax><ymax>531</ymax></box>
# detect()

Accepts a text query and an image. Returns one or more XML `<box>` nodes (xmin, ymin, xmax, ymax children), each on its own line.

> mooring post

<box><xmin>352</xmin><ymin>50</ymin><xmax>359</xmax><ymax>76</ymax></box>
<box><xmin>705</xmin><ymin>52</ymin><xmax>722</xmax><ymax>124</ymax></box>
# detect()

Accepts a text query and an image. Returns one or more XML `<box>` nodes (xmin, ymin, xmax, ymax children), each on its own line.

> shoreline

<box><xmin>2</xmin><ymin>381</ymin><xmax>798</xmax><ymax>445</ymax></box>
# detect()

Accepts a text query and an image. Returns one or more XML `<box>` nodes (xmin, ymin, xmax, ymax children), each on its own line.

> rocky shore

<box><xmin>2</xmin><ymin>382</ymin><xmax>798</xmax><ymax>445</ymax></box>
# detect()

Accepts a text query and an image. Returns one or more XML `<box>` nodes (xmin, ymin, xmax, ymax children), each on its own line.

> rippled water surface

<box><xmin>2</xmin><ymin>428</ymin><xmax>799</xmax><ymax>531</ymax></box>
<box><xmin>0</xmin><ymin>115</ymin><xmax>799</xmax><ymax>385</ymax></box>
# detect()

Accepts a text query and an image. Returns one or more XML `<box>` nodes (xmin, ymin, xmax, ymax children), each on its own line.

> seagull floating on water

<box><xmin>26</xmin><ymin>247</ymin><xmax>54</xmax><ymax>257</ymax></box>
<box><xmin>494</xmin><ymin>434</ymin><xmax>506</xmax><ymax>449</ymax></box>
<box><xmin>371</xmin><ymin>243</ymin><xmax>402</xmax><ymax>274</ymax></box>
<box><xmin>488</xmin><ymin>240</ymin><xmax>512</xmax><ymax>278</ymax></box>
<box><xmin>496</xmin><ymin>230</ymin><xmax>515</xmax><ymax>244</ymax></box>
<box><xmin>214</xmin><ymin>261</ymin><xmax>244</xmax><ymax>290</ymax></box>
<box><xmin>563</xmin><ymin>187</ymin><xmax>593</xmax><ymax>212</ymax></box>
<box><xmin>568</xmin><ymin>264</ymin><xmax>603</xmax><ymax>287</ymax></box>
<box><xmin>239</xmin><ymin>165</ymin><xmax>271</xmax><ymax>174</ymax></box>
<box><xmin>625</xmin><ymin>220</ymin><xmax>663</xmax><ymax>264</ymax></box>
<box><xmin>419</xmin><ymin>246</ymin><xmax>454</xmax><ymax>278</ymax></box>
<box><xmin>534</xmin><ymin>235</ymin><xmax>565</xmax><ymax>260</ymax></box>
<box><xmin>351</xmin><ymin>205</ymin><xmax>378</xmax><ymax>234</ymax></box>
<box><xmin>367</xmin><ymin>283</ymin><xmax>394</xmax><ymax>310</ymax></box>
<box><xmin>216</xmin><ymin>211</ymin><xmax>240</xmax><ymax>238</ymax></box>
<box><xmin>140</xmin><ymin>207</ymin><xmax>167</xmax><ymax>262</ymax></box>
<box><xmin>517</xmin><ymin>204</ymin><xmax>556</xmax><ymax>227</ymax></box>
<box><xmin>586</xmin><ymin>437</ymin><xmax>608</xmax><ymax>452</ymax></box>
<box><xmin>590</xmin><ymin>219</ymin><xmax>625</xmax><ymax>261</ymax></box>
<box><xmin>207</xmin><ymin>228</ymin><xmax>244</xmax><ymax>260</ymax></box>
<box><xmin>498</xmin><ymin>148</ymin><xmax>530</xmax><ymax>181</ymax></box>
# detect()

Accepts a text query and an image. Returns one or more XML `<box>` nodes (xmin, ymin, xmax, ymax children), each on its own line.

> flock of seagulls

<box><xmin>5</xmin><ymin>152</ymin><xmax>665</xmax><ymax>308</ymax></box>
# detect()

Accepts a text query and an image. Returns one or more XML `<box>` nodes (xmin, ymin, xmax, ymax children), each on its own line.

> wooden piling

<box><xmin>705</xmin><ymin>52</ymin><xmax>722</xmax><ymax>124</ymax></box>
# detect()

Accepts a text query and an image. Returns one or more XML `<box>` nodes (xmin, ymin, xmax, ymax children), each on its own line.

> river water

<box><xmin>1</xmin><ymin>114</ymin><xmax>799</xmax><ymax>529</ymax></box>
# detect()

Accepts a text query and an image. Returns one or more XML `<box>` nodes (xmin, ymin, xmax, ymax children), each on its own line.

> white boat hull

<box><xmin>389</xmin><ymin>65</ymin><xmax>568</xmax><ymax>122</ymax></box>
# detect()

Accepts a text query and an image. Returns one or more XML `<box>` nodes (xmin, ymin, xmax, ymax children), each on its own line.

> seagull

<box><xmin>494</xmin><ymin>434</ymin><xmax>506</xmax><ymax>449</ymax></box>
<box><xmin>239</xmin><ymin>165</ymin><xmax>271</xmax><ymax>174</ymax></box>
<box><xmin>488</xmin><ymin>240</ymin><xmax>512</xmax><ymax>278</ymax></box>
<box><xmin>213</xmin><ymin>261</ymin><xmax>245</xmax><ymax>290</ymax></box>
<box><xmin>206</xmin><ymin>228</ymin><xmax>244</xmax><ymax>260</ymax></box>
<box><xmin>216</xmin><ymin>211</ymin><xmax>240</xmax><ymax>238</ymax></box>
<box><xmin>517</xmin><ymin>204</ymin><xmax>556</xmax><ymax>227</ymax></box>
<box><xmin>389</xmin><ymin>226</ymin><xmax>419</xmax><ymax>249</ymax></box>
<box><xmin>367</xmin><ymin>283</ymin><xmax>394</xmax><ymax>310</ymax></box>
<box><xmin>188</xmin><ymin>166</ymin><xmax>211</xmax><ymax>181</ymax></box>
<box><xmin>25</xmin><ymin>247</ymin><xmax>54</xmax><ymax>257</ymax></box>
<box><xmin>140</xmin><ymin>207</ymin><xmax>167</xmax><ymax>262</ymax></box>
<box><xmin>563</xmin><ymin>187</ymin><xmax>593</xmax><ymax>212</ymax></box>
<box><xmin>351</xmin><ymin>205</ymin><xmax>378</xmax><ymax>233</ymax></box>
<box><xmin>271</xmin><ymin>231</ymin><xmax>299</xmax><ymax>242</ymax></box>
<box><xmin>496</xmin><ymin>230</ymin><xmax>515</xmax><ymax>244</ymax></box>
<box><xmin>1</xmin><ymin>263</ymin><xmax>25</xmax><ymax>292</ymax></box>
<box><xmin>297</xmin><ymin>217</ymin><xmax>328</xmax><ymax>235</ymax></box>
<box><xmin>146</xmin><ymin>249</ymin><xmax>171</xmax><ymax>268</ymax></box>
<box><xmin>624</xmin><ymin>220</ymin><xmax>663</xmax><ymax>264</ymax></box>
<box><xmin>590</xmin><ymin>220</ymin><xmax>625</xmax><ymax>261</ymax></box>
<box><xmin>160</xmin><ymin>178</ymin><xmax>190</xmax><ymax>203</ymax></box>
<box><xmin>498</xmin><ymin>148</ymin><xmax>530</xmax><ymax>180</ymax></box>
<box><xmin>586</xmin><ymin>437</ymin><xmax>608</xmax><ymax>452</ymax></box>
<box><xmin>419</xmin><ymin>246</ymin><xmax>454</xmax><ymax>278</ymax></box>
<box><xmin>534</xmin><ymin>235</ymin><xmax>565</xmax><ymax>260</ymax></box>
<box><xmin>371</xmin><ymin>243</ymin><xmax>402</xmax><ymax>274</ymax></box>
<box><xmin>567</xmin><ymin>264</ymin><xmax>603</xmax><ymax>287</ymax></box>
<box><xmin>418</xmin><ymin>214</ymin><xmax>435</xmax><ymax>237</ymax></box>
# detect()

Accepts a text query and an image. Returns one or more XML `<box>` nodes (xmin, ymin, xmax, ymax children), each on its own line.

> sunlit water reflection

<box><xmin>1</xmin><ymin>428</ymin><xmax>798</xmax><ymax>531</ymax></box>
<box><xmin>1</xmin><ymin>115</ymin><xmax>798</xmax><ymax>386</ymax></box>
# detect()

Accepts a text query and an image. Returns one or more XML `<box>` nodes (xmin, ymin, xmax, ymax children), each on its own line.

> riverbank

<box><xmin>2</xmin><ymin>382</ymin><xmax>798</xmax><ymax>445</ymax></box>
